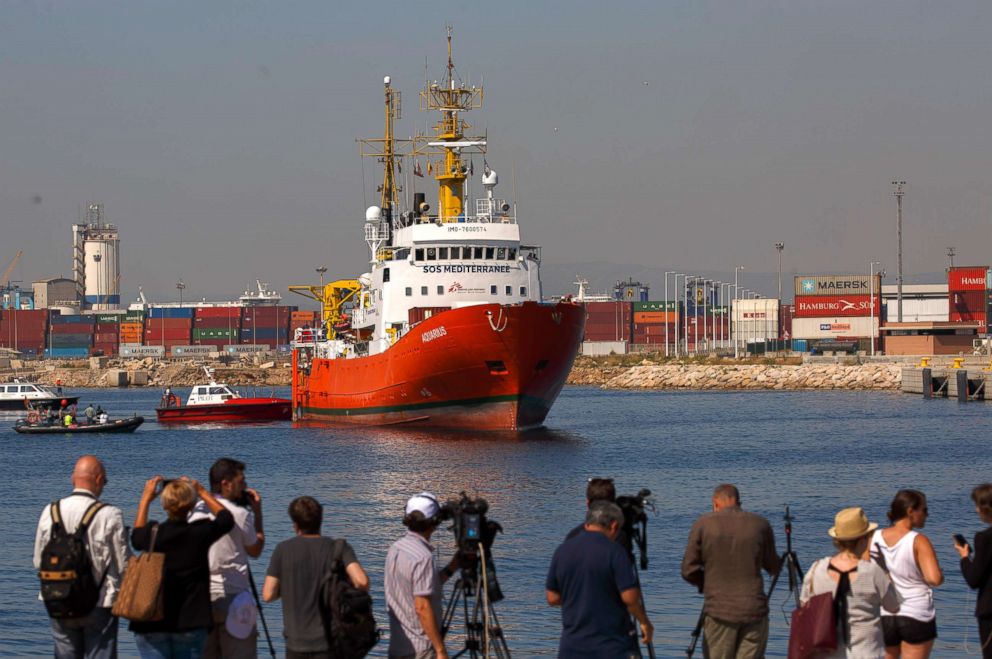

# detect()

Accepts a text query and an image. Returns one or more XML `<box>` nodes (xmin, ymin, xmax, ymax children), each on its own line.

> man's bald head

<box><xmin>72</xmin><ymin>455</ymin><xmax>107</xmax><ymax>496</ymax></box>
<box><xmin>711</xmin><ymin>483</ymin><xmax>740</xmax><ymax>512</ymax></box>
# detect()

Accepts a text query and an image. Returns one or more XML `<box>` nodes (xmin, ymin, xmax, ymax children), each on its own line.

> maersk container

<box><xmin>224</xmin><ymin>344</ymin><xmax>270</xmax><ymax>354</ymax></box>
<box><xmin>44</xmin><ymin>348</ymin><xmax>90</xmax><ymax>358</ymax></box>
<box><xmin>632</xmin><ymin>301</ymin><xmax>678</xmax><ymax>312</ymax></box>
<box><xmin>794</xmin><ymin>275</ymin><xmax>880</xmax><ymax>297</ymax></box>
<box><xmin>51</xmin><ymin>314</ymin><xmax>95</xmax><ymax>325</ymax></box>
<box><xmin>120</xmin><ymin>345</ymin><xmax>166</xmax><ymax>358</ymax></box>
<box><xmin>148</xmin><ymin>307</ymin><xmax>195</xmax><ymax>319</ymax></box>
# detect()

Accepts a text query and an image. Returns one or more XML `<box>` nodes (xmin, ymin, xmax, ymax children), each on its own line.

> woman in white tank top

<box><xmin>871</xmin><ymin>489</ymin><xmax>944</xmax><ymax>659</ymax></box>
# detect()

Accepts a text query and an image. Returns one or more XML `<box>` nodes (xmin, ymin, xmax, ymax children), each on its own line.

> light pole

<box><xmin>176</xmin><ymin>279</ymin><xmax>186</xmax><ymax>307</ymax></box>
<box><xmin>946</xmin><ymin>247</ymin><xmax>956</xmax><ymax>272</ymax></box>
<box><xmin>734</xmin><ymin>266</ymin><xmax>744</xmax><ymax>358</ymax></box>
<box><xmin>774</xmin><ymin>242</ymin><xmax>785</xmax><ymax>302</ymax></box>
<box><xmin>665</xmin><ymin>271</ymin><xmax>676</xmax><ymax>357</ymax></box>
<box><xmin>721</xmin><ymin>282</ymin><xmax>731</xmax><ymax>349</ymax></box>
<box><xmin>892</xmin><ymin>181</ymin><xmax>906</xmax><ymax>322</ymax></box>
<box><xmin>870</xmin><ymin>261</ymin><xmax>881</xmax><ymax>356</ymax></box>
<box><xmin>316</xmin><ymin>267</ymin><xmax>327</xmax><ymax>327</ymax></box>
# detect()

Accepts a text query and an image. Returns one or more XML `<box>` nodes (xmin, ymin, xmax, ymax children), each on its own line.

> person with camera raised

<box><xmin>681</xmin><ymin>484</ymin><xmax>779</xmax><ymax>659</ymax></box>
<box><xmin>384</xmin><ymin>492</ymin><xmax>459</xmax><ymax>659</ymax></box>
<box><xmin>187</xmin><ymin>458</ymin><xmax>265</xmax><ymax>658</ymax></box>
<box><xmin>546</xmin><ymin>500</ymin><xmax>653</xmax><ymax>658</ymax></box>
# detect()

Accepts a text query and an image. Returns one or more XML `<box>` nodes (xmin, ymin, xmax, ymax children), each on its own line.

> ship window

<box><xmin>464</xmin><ymin>247</ymin><xmax>473</xmax><ymax>259</ymax></box>
<box><xmin>437</xmin><ymin>285</ymin><xmax>444</xmax><ymax>295</ymax></box>
<box><xmin>21</xmin><ymin>385</ymin><xmax>32</xmax><ymax>392</ymax></box>
<box><xmin>497</xmin><ymin>247</ymin><xmax>506</xmax><ymax>260</ymax></box>
<box><xmin>383</xmin><ymin>268</ymin><xmax>390</xmax><ymax>283</ymax></box>
<box><xmin>426</xmin><ymin>248</ymin><xmax>436</xmax><ymax>261</ymax></box>
<box><xmin>439</xmin><ymin>247</ymin><xmax>449</xmax><ymax>259</ymax></box>
<box><xmin>405</xmin><ymin>287</ymin><xmax>412</xmax><ymax>296</ymax></box>
<box><xmin>505</xmin><ymin>285</ymin><xmax>512</xmax><ymax>295</ymax></box>
<box><xmin>209</xmin><ymin>387</ymin><xmax>226</xmax><ymax>395</ymax></box>
<box><xmin>508</xmin><ymin>248</ymin><xmax>517</xmax><ymax>260</ymax></box>
<box><xmin>421</xmin><ymin>286</ymin><xmax>428</xmax><ymax>295</ymax></box>
<box><xmin>520</xmin><ymin>286</ymin><xmax>527</xmax><ymax>296</ymax></box>
<box><xmin>485</xmin><ymin>247</ymin><xmax>495</xmax><ymax>259</ymax></box>
<box><xmin>415</xmin><ymin>249</ymin><xmax>424</xmax><ymax>261</ymax></box>
<box><xmin>490</xmin><ymin>285</ymin><xmax>497</xmax><ymax>295</ymax></box>
<box><xmin>473</xmin><ymin>247</ymin><xmax>484</xmax><ymax>259</ymax></box>
<box><xmin>195</xmin><ymin>387</ymin><xmax>207</xmax><ymax>395</ymax></box>
<box><xmin>394</xmin><ymin>248</ymin><xmax>409</xmax><ymax>260</ymax></box>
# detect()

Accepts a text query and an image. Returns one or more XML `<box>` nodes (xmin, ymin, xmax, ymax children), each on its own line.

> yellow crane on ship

<box><xmin>288</xmin><ymin>279</ymin><xmax>360</xmax><ymax>338</ymax></box>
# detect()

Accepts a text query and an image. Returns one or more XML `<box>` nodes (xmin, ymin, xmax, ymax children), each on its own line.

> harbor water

<box><xmin>1</xmin><ymin>386</ymin><xmax>989</xmax><ymax>657</ymax></box>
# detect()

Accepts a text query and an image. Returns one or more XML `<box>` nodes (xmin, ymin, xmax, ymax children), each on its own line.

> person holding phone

<box><xmin>871</xmin><ymin>490</ymin><xmax>943</xmax><ymax>658</ymax></box>
<box><xmin>956</xmin><ymin>483</ymin><xmax>992</xmax><ymax>658</ymax></box>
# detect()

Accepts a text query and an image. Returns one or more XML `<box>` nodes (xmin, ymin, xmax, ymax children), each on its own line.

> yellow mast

<box><xmin>418</xmin><ymin>26</ymin><xmax>483</xmax><ymax>222</ymax></box>
<box><xmin>359</xmin><ymin>76</ymin><xmax>405</xmax><ymax>240</ymax></box>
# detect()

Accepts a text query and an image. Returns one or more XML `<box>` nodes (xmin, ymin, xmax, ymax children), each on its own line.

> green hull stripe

<box><xmin>301</xmin><ymin>393</ymin><xmax>549</xmax><ymax>417</ymax></box>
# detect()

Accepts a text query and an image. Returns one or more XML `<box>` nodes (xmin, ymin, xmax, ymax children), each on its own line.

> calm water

<box><xmin>1</xmin><ymin>386</ymin><xmax>989</xmax><ymax>657</ymax></box>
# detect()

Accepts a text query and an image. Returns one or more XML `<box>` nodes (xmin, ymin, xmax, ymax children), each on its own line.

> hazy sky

<box><xmin>2</xmin><ymin>1</ymin><xmax>990</xmax><ymax>302</ymax></box>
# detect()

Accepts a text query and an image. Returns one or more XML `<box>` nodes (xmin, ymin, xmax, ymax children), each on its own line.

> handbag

<box><xmin>787</xmin><ymin>560</ymin><xmax>838</xmax><ymax>659</ymax></box>
<box><xmin>111</xmin><ymin>524</ymin><xmax>165</xmax><ymax>622</ymax></box>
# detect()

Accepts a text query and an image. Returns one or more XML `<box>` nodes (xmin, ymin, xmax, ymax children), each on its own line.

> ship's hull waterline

<box><xmin>293</xmin><ymin>301</ymin><xmax>585</xmax><ymax>430</ymax></box>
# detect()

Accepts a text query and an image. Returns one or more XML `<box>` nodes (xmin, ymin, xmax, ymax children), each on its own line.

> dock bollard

<box><xmin>957</xmin><ymin>370</ymin><xmax>969</xmax><ymax>403</ymax></box>
<box><xmin>922</xmin><ymin>368</ymin><xmax>932</xmax><ymax>399</ymax></box>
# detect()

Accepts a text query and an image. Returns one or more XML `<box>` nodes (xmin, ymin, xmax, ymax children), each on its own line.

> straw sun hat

<box><xmin>828</xmin><ymin>507</ymin><xmax>879</xmax><ymax>541</ymax></box>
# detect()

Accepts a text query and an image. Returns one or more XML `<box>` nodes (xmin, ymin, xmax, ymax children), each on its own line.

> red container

<box><xmin>92</xmin><ymin>343</ymin><xmax>118</xmax><ymax>355</ymax></box>
<box><xmin>950</xmin><ymin>291</ymin><xmax>986</xmax><ymax>313</ymax></box>
<box><xmin>794</xmin><ymin>295</ymin><xmax>879</xmax><ymax>318</ymax></box>
<box><xmin>780</xmin><ymin>304</ymin><xmax>795</xmax><ymax>339</ymax></box>
<box><xmin>194</xmin><ymin>317</ymin><xmax>242</xmax><ymax>329</ymax></box>
<box><xmin>94</xmin><ymin>333</ymin><xmax>118</xmax><ymax>343</ymax></box>
<box><xmin>94</xmin><ymin>323</ymin><xmax>119</xmax><ymax>333</ymax></box>
<box><xmin>949</xmin><ymin>267</ymin><xmax>988</xmax><ymax>292</ymax></box>
<box><xmin>195</xmin><ymin>307</ymin><xmax>243</xmax><ymax>318</ymax></box>
<box><xmin>145</xmin><ymin>318</ymin><xmax>193</xmax><ymax>330</ymax></box>
<box><xmin>144</xmin><ymin>328</ymin><xmax>192</xmax><ymax>341</ymax></box>
<box><xmin>51</xmin><ymin>324</ymin><xmax>95</xmax><ymax>334</ymax></box>
<box><xmin>192</xmin><ymin>339</ymin><xmax>229</xmax><ymax>347</ymax></box>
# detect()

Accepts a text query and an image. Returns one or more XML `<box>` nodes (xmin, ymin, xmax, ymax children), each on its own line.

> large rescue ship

<box><xmin>290</xmin><ymin>30</ymin><xmax>584</xmax><ymax>430</ymax></box>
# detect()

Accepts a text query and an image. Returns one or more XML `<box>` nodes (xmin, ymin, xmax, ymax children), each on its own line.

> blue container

<box><xmin>791</xmin><ymin>339</ymin><xmax>809</xmax><ymax>352</ymax></box>
<box><xmin>148</xmin><ymin>307</ymin><xmax>195</xmax><ymax>319</ymax></box>
<box><xmin>51</xmin><ymin>314</ymin><xmax>95</xmax><ymax>325</ymax></box>
<box><xmin>239</xmin><ymin>328</ymin><xmax>287</xmax><ymax>340</ymax></box>
<box><xmin>50</xmin><ymin>335</ymin><xmax>92</xmax><ymax>347</ymax></box>
<box><xmin>44</xmin><ymin>348</ymin><xmax>90</xmax><ymax>358</ymax></box>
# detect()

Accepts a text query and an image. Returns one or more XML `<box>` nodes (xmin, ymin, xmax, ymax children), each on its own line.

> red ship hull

<box><xmin>292</xmin><ymin>301</ymin><xmax>584</xmax><ymax>430</ymax></box>
<box><xmin>155</xmin><ymin>398</ymin><xmax>292</xmax><ymax>424</ymax></box>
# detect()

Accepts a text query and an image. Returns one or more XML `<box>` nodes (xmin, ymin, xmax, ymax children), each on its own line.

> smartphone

<box><xmin>155</xmin><ymin>479</ymin><xmax>174</xmax><ymax>496</ymax></box>
<box><xmin>953</xmin><ymin>533</ymin><xmax>968</xmax><ymax>547</ymax></box>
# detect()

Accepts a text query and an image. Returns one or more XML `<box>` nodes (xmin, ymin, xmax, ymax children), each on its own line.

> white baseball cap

<box><xmin>225</xmin><ymin>591</ymin><xmax>257</xmax><ymax>639</ymax></box>
<box><xmin>405</xmin><ymin>492</ymin><xmax>440</xmax><ymax>518</ymax></box>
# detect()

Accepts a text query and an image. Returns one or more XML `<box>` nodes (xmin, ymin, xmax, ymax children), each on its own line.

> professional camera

<box><xmin>615</xmin><ymin>488</ymin><xmax>656</xmax><ymax>570</ymax></box>
<box><xmin>439</xmin><ymin>492</ymin><xmax>504</xmax><ymax>602</ymax></box>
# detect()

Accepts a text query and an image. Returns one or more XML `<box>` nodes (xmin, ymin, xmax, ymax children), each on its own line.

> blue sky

<box><xmin>2</xmin><ymin>1</ymin><xmax>990</xmax><ymax>300</ymax></box>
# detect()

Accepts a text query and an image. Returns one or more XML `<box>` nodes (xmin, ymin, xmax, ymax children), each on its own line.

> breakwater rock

<box><xmin>567</xmin><ymin>362</ymin><xmax>902</xmax><ymax>391</ymax></box>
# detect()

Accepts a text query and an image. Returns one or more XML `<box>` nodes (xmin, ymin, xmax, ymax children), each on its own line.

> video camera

<box><xmin>615</xmin><ymin>488</ymin><xmax>656</xmax><ymax>570</ymax></box>
<box><xmin>439</xmin><ymin>492</ymin><xmax>504</xmax><ymax>601</ymax></box>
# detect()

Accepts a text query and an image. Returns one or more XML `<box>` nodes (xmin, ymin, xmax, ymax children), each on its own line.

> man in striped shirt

<box><xmin>384</xmin><ymin>493</ymin><xmax>460</xmax><ymax>659</ymax></box>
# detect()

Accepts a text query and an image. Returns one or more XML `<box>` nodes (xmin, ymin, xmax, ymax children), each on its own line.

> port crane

<box><xmin>288</xmin><ymin>279</ymin><xmax>360</xmax><ymax>337</ymax></box>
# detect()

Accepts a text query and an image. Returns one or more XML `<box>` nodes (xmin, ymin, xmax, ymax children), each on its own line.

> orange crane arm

<box><xmin>0</xmin><ymin>250</ymin><xmax>23</xmax><ymax>288</ymax></box>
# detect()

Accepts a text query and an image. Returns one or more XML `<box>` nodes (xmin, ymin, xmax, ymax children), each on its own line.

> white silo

<box><xmin>72</xmin><ymin>204</ymin><xmax>121</xmax><ymax>310</ymax></box>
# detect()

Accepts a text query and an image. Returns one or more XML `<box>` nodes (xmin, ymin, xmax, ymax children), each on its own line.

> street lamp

<box><xmin>774</xmin><ymin>242</ymin><xmax>785</xmax><ymax>302</ymax></box>
<box><xmin>892</xmin><ymin>181</ymin><xmax>906</xmax><ymax>322</ymax></box>
<box><xmin>870</xmin><ymin>261</ymin><xmax>881</xmax><ymax>356</ymax></box>
<box><xmin>176</xmin><ymin>279</ymin><xmax>186</xmax><ymax>307</ymax></box>
<box><xmin>665</xmin><ymin>271</ymin><xmax>676</xmax><ymax>357</ymax></box>
<box><xmin>734</xmin><ymin>266</ymin><xmax>744</xmax><ymax>359</ymax></box>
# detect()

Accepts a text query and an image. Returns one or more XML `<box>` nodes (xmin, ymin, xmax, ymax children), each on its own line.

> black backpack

<box><xmin>38</xmin><ymin>499</ymin><xmax>107</xmax><ymax>619</ymax></box>
<box><xmin>319</xmin><ymin>539</ymin><xmax>379</xmax><ymax>659</ymax></box>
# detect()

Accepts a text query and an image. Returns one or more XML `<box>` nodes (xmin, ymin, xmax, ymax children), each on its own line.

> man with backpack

<box><xmin>263</xmin><ymin>496</ymin><xmax>375</xmax><ymax>659</ymax></box>
<box><xmin>33</xmin><ymin>455</ymin><xmax>131</xmax><ymax>659</ymax></box>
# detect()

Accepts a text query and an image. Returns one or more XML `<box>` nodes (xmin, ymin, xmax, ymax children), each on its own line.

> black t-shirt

<box><xmin>267</xmin><ymin>535</ymin><xmax>358</xmax><ymax>652</ymax></box>
<box><xmin>546</xmin><ymin>530</ymin><xmax>639</xmax><ymax>658</ymax></box>
<box><xmin>129</xmin><ymin>509</ymin><xmax>234</xmax><ymax>633</ymax></box>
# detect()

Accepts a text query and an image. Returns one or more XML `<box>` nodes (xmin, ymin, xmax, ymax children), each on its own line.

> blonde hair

<box><xmin>161</xmin><ymin>481</ymin><xmax>196</xmax><ymax>521</ymax></box>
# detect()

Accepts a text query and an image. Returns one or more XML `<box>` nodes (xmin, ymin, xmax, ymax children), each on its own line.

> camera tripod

<box><xmin>766</xmin><ymin>505</ymin><xmax>804</xmax><ymax>609</ymax></box>
<box><xmin>441</xmin><ymin>545</ymin><xmax>510</xmax><ymax>659</ymax></box>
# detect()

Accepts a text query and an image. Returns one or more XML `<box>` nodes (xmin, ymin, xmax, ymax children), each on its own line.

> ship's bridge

<box><xmin>393</xmin><ymin>220</ymin><xmax>520</xmax><ymax>248</ymax></box>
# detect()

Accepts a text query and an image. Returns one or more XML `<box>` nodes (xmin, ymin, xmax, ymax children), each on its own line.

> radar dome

<box><xmin>365</xmin><ymin>206</ymin><xmax>382</xmax><ymax>222</ymax></box>
<box><xmin>482</xmin><ymin>169</ymin><xmax>498</xmax><ymax>187</ymax></box>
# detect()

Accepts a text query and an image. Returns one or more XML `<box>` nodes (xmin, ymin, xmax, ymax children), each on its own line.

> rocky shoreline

<box><xmin>567</xmin><ymin>358</ymin><xmax>902</xmax><ymax>391</ymax></box>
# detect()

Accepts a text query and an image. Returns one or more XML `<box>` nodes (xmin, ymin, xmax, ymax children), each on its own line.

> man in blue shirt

<box><xmin>546</xmin><ymin>501</ymin><xmax>653</xmax><ymax>658</ymax></box>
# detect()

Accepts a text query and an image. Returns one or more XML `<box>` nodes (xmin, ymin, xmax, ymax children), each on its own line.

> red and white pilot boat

<box><xmin>155</xmin><ymin>368</ymin><xmax>292</xmax><ymax>423</ymax></box>
<box><xmin>289</xmin><ymin>31</ymin><xmax>584</xmax><ymax>430</ymax></box>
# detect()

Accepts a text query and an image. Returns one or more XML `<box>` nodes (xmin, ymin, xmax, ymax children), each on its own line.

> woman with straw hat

<box><xmin>800</xmin><ymin>507</ymin><xmax>901</xmax><ymax>658</ymax></box>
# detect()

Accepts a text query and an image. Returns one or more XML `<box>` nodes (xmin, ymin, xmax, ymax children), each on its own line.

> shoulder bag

<box><xmin>787</xmin><ymin>559</ymin><xmax>838</xmax><ymax>659</ymax></box>
<box><xmin>111</xmin><ymin>524</ymin><xmax>165</xmax><ymax>622</ymax></box>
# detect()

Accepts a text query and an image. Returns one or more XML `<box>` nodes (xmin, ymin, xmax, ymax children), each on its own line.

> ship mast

<box><xmin>359</xmin><ymin>76</ymin><xmax>405</xmax><ymax>247</ymax></box>
<box><xmin>417</xmin><ymin>26</ymin><xmax>484</xmax><ymax>223</ymax></box>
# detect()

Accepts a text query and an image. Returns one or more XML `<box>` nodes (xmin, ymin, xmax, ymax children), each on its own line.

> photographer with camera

<box><xmin>681</xmin><ymin>484</ymin><xmax>779</xmax><ymax>659</ymax></box>
<box><xmin>385</xmin><ymin>493</ymin><xmax>459</xmax><ymax>659</ymax></box>
<box><xmin>547</xmin><ymin>500</ymin><xmax>653</xmax><ymax>658</ymax></box>
<box><xmin>188</xmin><ymin>458</ymin><xmax>265</xmax><ymax>659</ymax></box>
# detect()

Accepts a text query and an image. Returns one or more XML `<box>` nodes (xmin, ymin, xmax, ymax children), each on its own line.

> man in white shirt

<box><xmin>189</xmin><ymin>457</ymin><xmax>265</xmax><ymax>659</ymax></box>
<box><xmin>33</xmin><ymin>455</ymin><xmax>131</xmax><ymax>659</ymax></box>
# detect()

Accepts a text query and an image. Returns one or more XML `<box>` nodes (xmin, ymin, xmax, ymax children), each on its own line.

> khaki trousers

<box><xmin>702</xmin><ymin>615</ymin><xmax>769</xmax><ymax>659</ymax></box>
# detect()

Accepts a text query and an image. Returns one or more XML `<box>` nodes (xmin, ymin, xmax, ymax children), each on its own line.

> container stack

<box><xmin>48</xmin><ymin>314</ymin><xmax>94</xmax><ymax>358</ymax></box>
<box><xmin>791</xmin><ymin>275</ymin><xmax>880</xmax><ymax>350</ymax></box>
<box><xmin>0</xmin><ymin>309</ymin><xmax>49</xmax><ymax>356</ymax></box>
<box><xmin>583</xmin><ymin>301</ymin><xmax>633</xmax><ymax>342</ymax></box>
<box><xmin>240</xmin><ymin>306</ymin><xmax>296</xmax><ymax>348</ymax></box>
<box><xmin>145</xmin><ymin>308</ymin><xmax>194</xmax><ymax>354</ymax></box>
<box><xmin>630</xmin><ymin>301</ymin><xmax>678</xmax><ymax>347</ymax></box>
<box><xmin>290</xmin><ymin>310</ymin><xmax>321</xmax><ymax>335</ymax></box>
<box><xmin>119</xmin><ymin>310</ymin><xmax>146</xmax><ymax>347</ymax></box>
<box><xmin>92</xmin><ymin>314</ymin><xmax>121</xmax><ymax>356</ymax></box>
<box><xmin>948</xmin><ymin>266</ymin><xmax>988</xmax><ymax>330</ymax></box>
<box><xmin>193</xmin><ymin>307</ymin><xmax>242</xmax><ymax>350</ymax></box>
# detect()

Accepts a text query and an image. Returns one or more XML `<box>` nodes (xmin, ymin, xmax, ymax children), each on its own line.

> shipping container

<box><xmin>794</xmin><ymin>275</ymin><xmax>881</xmax><ymax>297</ymax></box>
<box><xmin>239</xmin><ymin>328</ymin><xmax>288</xmax><ymax>340</ymax></box>
<box><xmin>881</xmin><ymin>299</ymin><xmax>949</xmax><ymax>323</ymax></box>
<box><xmin>95</xmin><ymin>314</ymin><xmax>123</xmax><ymax>324</ymax></box>
<box><xmin>192</xmin><ymin>328</ymin><xmax>237</xmax><ymax>339</ymax></box>
<box><xmin>148</xmin><ymin>307</ymin><xmax>195</xmax><ymax>319</ymax></box>
<box><xmin>191</xmin><ymin>339</ymin><xmax>230</xmax><ymax>347</ymax></box>
<box><xmin>171</xmin><ymin>345</ymin><xmax>219</xmax><ymax>357</ymax></box>
<box><xmin>632</xmin><ymin>301</ymin><xmax>678</xmax><ymax>312</ymax></box>
<box><xmin>948</xmin><ymin>267</ymin><xmax>988</xmax><ymax>292</ymax></box>
<box><xmin>794</xmin><ymin>295</ymin><xmax>880</xmax><ymax>318</ymax></box>
<box><xmin>144</xmin><ymin>328</ymin><xmax>192</xmax><ymax>341</ymax></box>
<box><xmin>779</xmin><ymin>304</ymin><xmax>795</xmax><ymax>340</ymax></box>
<box><xmin>50</xmin><ymin>314</ymin><xmax>95</xmax><ymax>325</ymax></box>
<box><xmin>50</xmin><ymin>324</ymin><xmax>95</xmax><ymax>335</ymax></box>
<box><xmin>50</xmin><ymin>335</ymin><xmax>92</xmax><ymax>346</ymax></box>
<box><xmin>94</xmin><ymin>323</ymin><xmax>119</xmax><ymax>333</ymax></box>
<box><xmin>120</xmin><ymin>345</ymin><xmax>165</xmax><ymax>358</ymax></box>
<box><xmin>144</xmin><ymin>318</ymin><xmax>193</xmax><ymax>330</ymax></box>
<box><xmin>791</xmin><ymin>316</ymin><xmax>879</xmax><ymax>339</ymax></box>
<box><xmin>225</xmin><ymin>344</ymin><xmax>272</xmax><ymax>354</ymax></box>
<box><xmin>44</xmin><ymin>348</ymin><xmax>90</xmax><ymax>358</ymax></box>
<box><xmin>193</xmin><ymin>317</ymin><xmax>242</xmax><ymax>329</ymax></box>
<box><xmin>732</xmin><ymin>299</ymin><xmax>780</xmax><ymax>342</ymax></box>
<box><xmin>194</xmin><ymin>307</ymin><xmax>243</xmax><ymax>318</ymax></box>
<box><xmin>93</xmin><ymin>333</ymin><xmax>118</xmax><ymax>343</ymax></box>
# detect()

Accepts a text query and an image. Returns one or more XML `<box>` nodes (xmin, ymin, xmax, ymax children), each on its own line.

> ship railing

<box><xmin>414</xmin><ymin>210</ymin><xmax>516</xmax><ymax>225</ymax></box>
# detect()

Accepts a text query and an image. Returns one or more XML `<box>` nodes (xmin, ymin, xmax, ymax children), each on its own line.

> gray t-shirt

<box><xmin>266</xmin><ymin>536</ymin><xmax>358</xmax><ymax>652</ymax></box>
